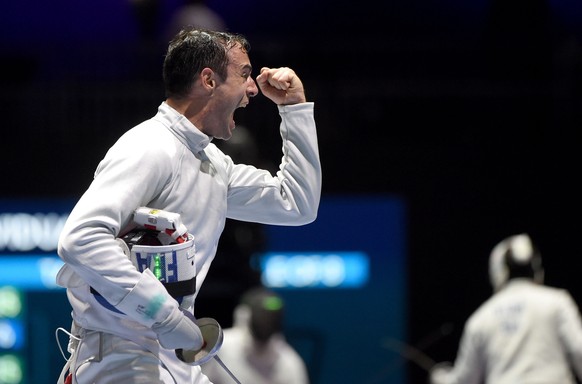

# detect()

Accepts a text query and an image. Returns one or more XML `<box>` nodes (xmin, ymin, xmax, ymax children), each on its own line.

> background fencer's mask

<box><xmin>240</xmin><ymin>287</ymin><xmax>284</xmax><ymax>343</ymax></box>
<box><xmin>488</xmin><ymin>233</ymin><xmax>544</xmax><ymax>292</ymax></box>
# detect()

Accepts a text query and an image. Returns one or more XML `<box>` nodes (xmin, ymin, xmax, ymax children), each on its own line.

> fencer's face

<box><xmin>250</xmin><ymin>309</ymin><xmax>282</xmax><ymax>343</ymax></box>
<box><xmin>207</xmin><ymin>44</ymin><xmax>258</xmax><ymax>140</ymax></box>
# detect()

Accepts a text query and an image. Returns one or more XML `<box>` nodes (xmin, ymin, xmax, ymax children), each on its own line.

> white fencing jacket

<box><xmin>431</xmin><ymin>279</ymin><xmax>582</xmax><ymax>384</ymax></box>
<box><xmin>56</xmin><ymin>101</ymin><xmax>321</xmax><ymax>348</ymax></box>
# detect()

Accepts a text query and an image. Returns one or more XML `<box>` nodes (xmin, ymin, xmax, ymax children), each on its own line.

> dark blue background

<box><xmin>2</xmin><ymin>0</ymin><xmax>582</xmax><ymax>383</ymax></box>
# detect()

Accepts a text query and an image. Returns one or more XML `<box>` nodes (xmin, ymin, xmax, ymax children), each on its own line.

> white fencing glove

<box><xmin>152</xmin><ymin>309</ymin><xmax>203</xmax><ymax>351</ymax></box>
<box><xmin>113</xmin><ymin>268</ymin><xmax>203</xmax><ymax>351</ymax></box>
<box><xmin>429</xmin><ymin>362</ymin><xmax>453</xmax><ymax>384</ymax></box>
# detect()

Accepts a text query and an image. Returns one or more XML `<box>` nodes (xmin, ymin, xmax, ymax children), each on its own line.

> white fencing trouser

<box><xmin>58</xmin><ymin>325</ymin><xmax>212</xmax><ymax>384</ymax></box>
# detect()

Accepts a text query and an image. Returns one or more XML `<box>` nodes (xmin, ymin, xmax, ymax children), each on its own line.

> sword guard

<box><xmin>176</xmin><ymin>317</ymin><xmax>223</xmax><ymax>366</ymax></box>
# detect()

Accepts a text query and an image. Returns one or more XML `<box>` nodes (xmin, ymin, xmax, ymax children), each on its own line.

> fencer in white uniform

<box><xmin>55</xmin><ymin>28</ymin><xmax>321</xmax><ymax>384</ymax></box>
<box><xmin>430</xmin><ymin>233</ymin><xmax>582</xmax><ymax>384</ymax></box>
<box><xmin>201</xmin><ymin>287</ymin><xmax>309</xmax><ymax>384</ymax></box>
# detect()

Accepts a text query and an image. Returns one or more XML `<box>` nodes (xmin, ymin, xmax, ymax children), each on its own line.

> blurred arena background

<box><xmin>1</xmin><ymin>0</ymin><xmax>581</xmax><ymax>383</ymax></box>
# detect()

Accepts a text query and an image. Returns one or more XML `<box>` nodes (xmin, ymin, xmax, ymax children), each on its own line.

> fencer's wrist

<box><xmin>114</xmin><ymin>269</ymin><xmax>176</xmax><ymax>327</ymax></box>
<box><xmin>153</xmin><ymin>308</ymin><xmax>203</xmax><ymax>351</ymax></box>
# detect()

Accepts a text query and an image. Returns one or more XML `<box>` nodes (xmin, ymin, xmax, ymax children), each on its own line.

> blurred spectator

<box><xmin>165</xmin><ymin>0</ymin><xmax>227</xmax><ymax>42</ymax></box>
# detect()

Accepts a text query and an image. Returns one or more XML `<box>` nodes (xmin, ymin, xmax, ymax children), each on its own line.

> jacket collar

<box><xmin>154</xmin><ymin>102</ymin><xmax>212</xmax><ymax>153</ymax></box>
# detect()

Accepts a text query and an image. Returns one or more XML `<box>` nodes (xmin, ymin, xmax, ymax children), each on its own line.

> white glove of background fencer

<box><xmin>429</xmin><ymin>362</ymin><xmax>453</xmax><ymax>384</ymax></box>
<box><xmin>152</xmin><ymin>309</ymin><xmax>204</xmax><ymax>351</ymax></box>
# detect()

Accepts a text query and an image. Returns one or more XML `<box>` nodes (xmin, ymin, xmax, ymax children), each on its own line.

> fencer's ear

<box><xmin>200</xmin><ymin>68</ymin><xmax>215</xmax><ymax>90</ymax></box>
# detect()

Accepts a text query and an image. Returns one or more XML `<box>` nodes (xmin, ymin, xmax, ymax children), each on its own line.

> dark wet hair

<box><xmin>162</xmin><ymin>27</ymin><xmax>251</xmax><ymax>99</ymax></box>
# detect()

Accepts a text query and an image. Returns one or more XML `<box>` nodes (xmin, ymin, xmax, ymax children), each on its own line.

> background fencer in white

<box><xmin>430</xmin><ymin>234</ymin><xmax>582</xmax><ymax>384</ymax></box>
<box><xmin>201</xmin><ymin>286</ymin><xmax>310</xmax><ymax>384</ymax></box>
<box><xmin>56</xmin><ymin>28</ymin><xmax>321</xmax><ymax>384</ymax></box>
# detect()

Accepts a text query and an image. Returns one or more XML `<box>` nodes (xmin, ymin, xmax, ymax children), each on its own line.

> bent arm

<box><xmin>225</xmin><ymin>102</ymin><xmax>321</xmax><ymax>225</ymax></box>
<box><xmin>431</xmin><ymin>322</ymin><xmax>484</xmax><ymax>384</ymax></box>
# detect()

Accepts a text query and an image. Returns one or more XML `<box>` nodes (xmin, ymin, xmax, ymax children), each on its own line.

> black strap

<box><xmin>163</xmin><ymin>276</ymin><xmax>197</xmax><ymax>298</ymax></box>
<box><xmin>90</xmin><ymin>276</ymin><xmax>196</xmax><ymax>299</ymax></box>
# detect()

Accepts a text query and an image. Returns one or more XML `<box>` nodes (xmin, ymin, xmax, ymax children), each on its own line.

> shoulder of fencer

<box><xmin>505</xmin><ymin>279</ymin><xmax>572</xmax><ymax>301</ymax></box>
<box><xmin>468</xmin><ymin>281</ymin><xmax>573</xmax><ymax>322</ymax></box>
<box><xmin>203</xmin><ymin>142</ymin><xmax>231</xmax><ymax>164</ymax></box>
<box><xmin>105</xmin><ymin>123</ymin><xmax>195</xmax><ymax>167</ymax></box>
<box><xmin>132</xmin><ymin>120</ymin><xmax>179</xmax><ymax>141</ymax></box>
<box><xmin>111</xmin><ymin>124</ymin><xmax>177</xmax><ymax>154</ymax></box>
